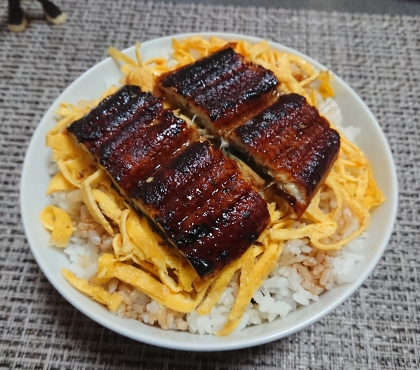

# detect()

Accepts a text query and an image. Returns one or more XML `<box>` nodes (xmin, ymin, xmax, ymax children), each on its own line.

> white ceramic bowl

<box><xmin>20</xmin><ymin>32</ymin><xmax>398</xmax><ymax>351</ymax></box>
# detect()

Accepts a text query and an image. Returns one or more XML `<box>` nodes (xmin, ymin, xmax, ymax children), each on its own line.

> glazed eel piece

<box><xmin>230</xmin><ymin>94</ymin><xmax>341</xmax><ymax>218</ymax></box>
<box><xmin>66</xmin><ymin>85</ymin><xmax>270</xmax><ymax>277</ymax></box>
<box><xmin>155</xmin><ymin>47</ymin><xmax>340</xmax><ymax>218</ymax></box>
<box><xmin>155</xmin><ymin>45</ymin><xmax>279</xmax><ymax>135</ymax></box>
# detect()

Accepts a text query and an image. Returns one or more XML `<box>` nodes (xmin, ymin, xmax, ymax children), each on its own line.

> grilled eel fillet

<box><xmin>155</xmin><ymin>45</ymin><xmax>279</xmax><ymax>135</ymax></box>
<box><xmin>230</xmin><ymin>94</ymin><xmax>340</xmax><ymax>218</ymax></box>
<box><xmin>66</xmin><ymin>85</ymin><xmax>270</xmax><ymax>278</ymax></box>
<box><xmin>155</xmin><ymin>47</ymin><xmax>340</xmax><ymax>218</ymax></box>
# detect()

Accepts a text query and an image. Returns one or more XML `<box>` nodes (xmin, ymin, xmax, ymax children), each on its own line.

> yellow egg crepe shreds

<box><xmin>62</xmin><ymin>269</ymin><xmax>122</xmax><ymax>312</ymax></box>
<box><xmin>46</xmin><ymin>172</ymin><xmax>76</xmax><ymax>194</ymax></box>
<box><xmin>41</xmin><ymin>35</ymin><xmax>385</xmax><ymax>336</ymax></box>
<box><xmin>40</xmin><ymin>205</ymin><xmax>74</xmax><ymax>247</ymax></box>
<box><xmin>216</xmin><ymin>241</ymin><xmax>283</xmax><ymax>336</ymax></box>
<box><xmin>97</xmin><ymin>254</ymin><xmax>206</xmax><ymax>313</ymax></box>
<box><xmin>197</xmin><ymin>258</ymin><xmax>242</xmax><ymax>316</ymax></box>
<box><xmin>80</xmin><ymin>170</ymin><xmax>116</xmax><ymax>236</ymax></box>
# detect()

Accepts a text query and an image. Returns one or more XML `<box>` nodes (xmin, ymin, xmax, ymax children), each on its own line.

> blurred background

<box><xmin>161</xmin><ymin>0</ymin><xmax>420</xmax><ymax>15</ymax></box>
